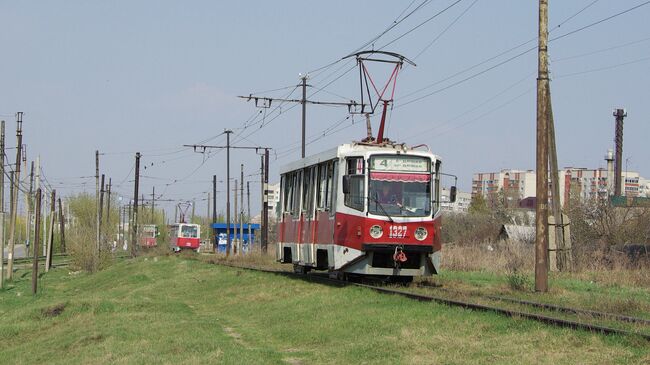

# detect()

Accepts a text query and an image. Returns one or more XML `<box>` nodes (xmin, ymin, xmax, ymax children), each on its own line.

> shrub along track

<box><xmin>210</xmin><ymin>260</ymin><xmax>650</xmax><ymax>341</ymax></box>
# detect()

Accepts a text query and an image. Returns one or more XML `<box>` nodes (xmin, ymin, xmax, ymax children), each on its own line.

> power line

<box><xmin>397</xmin><ymin>1</ymin><xmax>650</xmax><ymax>108</ymax></box>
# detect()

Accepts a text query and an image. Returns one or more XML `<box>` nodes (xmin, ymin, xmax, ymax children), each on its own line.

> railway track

<box><xmin>212</xmin><ymin>261</ymin><xmax>650</xmax><ymax>341</ymax></box>
<box><xmin>417</xmin><ymin>282</ymin><xmax>650</xmax><ymax>326</ymax></box>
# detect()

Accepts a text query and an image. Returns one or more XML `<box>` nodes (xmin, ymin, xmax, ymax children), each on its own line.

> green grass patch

<box><xmin>0</xmin><ymin>256</ymin><xmax>648</xmax><ymax>364</ymax></box>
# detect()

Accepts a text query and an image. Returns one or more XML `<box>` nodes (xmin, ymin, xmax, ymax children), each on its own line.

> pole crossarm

<box><xmin>184</xmin><ymin>144</ymin><xmax>272</xmax><ymax>152</ymax></box>
<box><xmin>237</xmin><ymin>95</ymin><xmax>366</xmax><ymax>109</ymax></box>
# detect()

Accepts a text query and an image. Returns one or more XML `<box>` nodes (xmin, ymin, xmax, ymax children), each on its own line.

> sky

<box><xmin>1</xmin><ymin>0</ymin><xmax>649</xmax><ymax>218</ymax></box>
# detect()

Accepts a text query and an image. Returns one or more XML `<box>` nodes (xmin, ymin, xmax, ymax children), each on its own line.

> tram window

<box><xmin>344</xmin><ymin>157</ymin><xmax>365</xmax><ymax>211</ymax></box>
<box><xmin>282</xmin><ymin>174</ymin><xmax>292</xmax><ymax>214</ymax></box>
<box><xmin>292</xmin><ymin>171</ymin><xmax>302</xmax><ymax>216</ymax></box>
<box><xmin>329</xmin><ymin>160</ymin><xmax>338</xmax><ymax>215</ymax></box>
<box><xmin>302</xmin><ymin>167</ymin><xmax>315</xmax><ymax>217</ymax></box>
<box><xmin>317</xmin><ymin>163</ymin><xmax>328</xmax><ymax>210</ymax></box>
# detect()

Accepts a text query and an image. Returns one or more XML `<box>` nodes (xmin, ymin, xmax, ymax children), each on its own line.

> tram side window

<box><xmin>329</xmin><ymin>160</ymin><xmax>338</xmax><ymax>215</ymax></box>
<box><xmin>316</xmin><ymin>163</ymin><xmax>328</xmax><ymax>210</ymax></box>
<box><xmin>344</xmin><ymin>157</ymin><xmax>365</xmax><ymax>211</ymax></box>
<box><xmin>282</xmin><ymin>174</ymin><xmax>289</xmax><ymax>214</ymax></box>
<box><xmin>292</xmin><ymin>170</ymin><xmax>302</xmax><ymax>216</ymax></box>
<box><xmin>302</xmin><ymin>166</ymin><xmax>316</xmax><ymax>217</ymax></box>
<box><xmin>282</xmin><ymin>173</ymin><xmax>298</xmax><ymax>216</ymax></box>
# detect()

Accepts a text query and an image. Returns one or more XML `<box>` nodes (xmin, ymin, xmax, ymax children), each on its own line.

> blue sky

<box><xmin>1</xmin><ymin>1</ymin><xmax>649</xmax><ymax>216</ymax></box>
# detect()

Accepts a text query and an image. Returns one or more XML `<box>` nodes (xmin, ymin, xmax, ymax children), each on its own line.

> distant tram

<box><xmin>169</xmin><ymin>223</ymin><xmax>201</xmax><ymax>252</ymax></box>
<box><xmin>139</xmin><ymin>224</ymin><xmax>158</xmax><ymax>247</ymax></box>
<box><xmin>277</xmin><ymin>141</ymin><xmax>455</xmax><ymax>281</ymax></box>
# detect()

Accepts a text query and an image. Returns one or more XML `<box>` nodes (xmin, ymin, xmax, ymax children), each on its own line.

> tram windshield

<box><xmin>368</xmin><ymin>155</ymin><xmax>431</xmax><ymax>217</ymax></box>
<box><xmin>142</xmin><ymin>226</ymin><xmax>157</xmax><ymax>238</ymax></box>
<box><xmin>180</xmin><ymin>225</ymin><xmax>199</xmax><ymax>238</ymax></box>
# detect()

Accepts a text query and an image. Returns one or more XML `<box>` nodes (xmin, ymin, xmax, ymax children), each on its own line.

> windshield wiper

<box><xmin>369</xmin><ymin>194</ymin><xmax>394</xmax><ymax>223</ymax></box>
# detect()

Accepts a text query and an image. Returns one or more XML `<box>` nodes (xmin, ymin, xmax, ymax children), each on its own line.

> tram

<box><xmin>169</xmin><ymin>223</ymin><xmax>201</xmax><ymax>252</ymax></box>
<box><xmin>139</xmin><ymin>224</ymin><xmax>158</xmax><ymax>247</ymax></box>
<box><xmin>277</xmin><ymin>141</ymin><xmax>455</xmax><ymax>280</ymax></box>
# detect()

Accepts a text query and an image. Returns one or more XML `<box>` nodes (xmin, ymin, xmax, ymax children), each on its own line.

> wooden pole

<box><xmin>262</xmin><ymin>149</ymin><xmax>269</xmax><ymax>253</ymax></box>
<box><xmin>99</xmin><ymin>173</ymin><xmax>105</xmax><ymax>246</ymax></box>
<box><xmin>247</xmin><ymin>181</ymin><xmax>251</xmax><ymax>251</ymax></box>
<box><xmin>32</xmin><ymin>188</ymin><xmax>41</xmax><ymax>295</ymax></box>
<box><xmin>106</xmin><ymin>178</ymin><xmax>112</xmax><ymax>226</ymax></box>
<box><xmin>131</xmin><ymin>152</ymin><xmax>140</xmax><ymax>258</ymax></box>
<box><xmin>58</xmin><ymin>198</ymin><xmax>66</xmax><ymax>253</ymax></box>
<box><xmin>212</xmin><ymin>174</ymin><xmax>217</xmax><ymax>252</ymax></box>
<box><xmin>45</xmin><ymin>190</ymin><xmax>55</xmax><ymax>272</ymax></box>
<box><xmin>7</xmin><ymin>112</ymin><xmax>23</xmax><ymax>281</ymax></box>
<box><xmin>535</xmin><ymin>0</ymin><xmax>549</xmax><ymax>292</ymax></box>
<box><xmin>234</xmin><ymin>179</ymin><xmax>238</xmax><ymax>255</ymax></box>
<box><xmin>240</xmin><ymin>164</ymin><xmax>244</xmax><ymax>254</ymax></box>
<box><xmin>0</xmin><ymin>120</ymin><xmax>5</xmax><ymax>288</ymax></box>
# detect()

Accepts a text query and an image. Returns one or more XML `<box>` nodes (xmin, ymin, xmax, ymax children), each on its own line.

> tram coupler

<box><xmin>393</xmin><ymin>246</ymin><xmax>407</xmax><ymax>268</ymax></box>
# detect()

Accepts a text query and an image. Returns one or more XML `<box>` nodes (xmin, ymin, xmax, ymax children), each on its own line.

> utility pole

<box><xmin>234</xmin><ymin>179</ymin><xmax>238</xmax><ymax>254</ymax></box>
<box><xmin>7</xmin><ymin>112</ymin><xmax>23</xmax><ymax>281</ymax></box>
<box><xmin>191</xmin><ymin>199</ymin><xmax>196</xmax><ymax>223</ymax></box>
<box><xmin>212</xmin><ymin>174</ymin><xmax>217</xmax><ymax>252</ymax></box>
<box><xmin>184</xmin><ymin>134</ymin><xmax>271</xmax><ymax>256</ymax></box>
<box><xmin>263</xmin><ymin>149</ymin><xmax>269</xmax><ymax>253</ymax></box>
<box><xmin>547</xmin><ymin>86</ymin><xmax>570</xmax><ymax>271</ymax></box>
<box><xmin>26</xmin><ymin>161</ymin><xmax>34</xmax><ymax>256</ymax></box>
<box><xmin>95</xmin><ymin>150</ymin><xmax>100</xmax><ymax>261</ymax></box>
<box><xmin>257</xmin><ymin>155</ymin><xmax>265</xmax><ymax>253</ymax></box>
<box><xmin>240</xmin><ymin>76</ymin><xmax>362</xmax><ymax>159</ymax></box>
<box><xmin>226</xmin><ymin>130</ymin><xmax>232</xmax><ymax>256</ymax></box>
<box><xmin>34</xmin><ymin>156</ymin><xmax>40</xmax><ymax>256</ymax></box>
<box><xmin>45</xmin><ymin>189</ymin><xmax>55</xmax><ymax>272</ymax></box>
<box><xmin>106</xmin><ymin>178</ymin><xmax>112</xmax><ymax>226</ymax></box>
<box><xmin>0</xmin><ymin>120</ymin><xmax>4</xmax><ymax>288</ymax></box>
<box><xmin>99</xmin><ymin>174</ymin><xmax>105</xmax><ymax>243</ymax></box>
<box><xmin>151</xmin><ymin>186</ymin><xmax>155</xmax><ymax>223</ymax></box>
<box><xmin>535</xmin><ymin>0</ymin><xmax>549</xmax><ymax>292</ymax></box>
<box><xmin>32</xmin><ymin>188</ymin><xmax>41</xmax><ymax>295</ymax></box>
<box><xmin>131</xmin><ymin>152</ymin><xmax>140</xmax><ymax>258</ymax></box>
<box><xmin>247</xmin><ymin>181</ymin><xmax>251</xmax><ymax>251</ymax></box>
<box><xmin>58</xmin><ymin>198</ymin><xmax>66</xmax><ymax>254</ymax></box>
<box><xmin>240</xmin><ymin>164</ymin><xmax>244</xmax><ymax>254</ymax></box>
<box><xmin>42</xmin><ymin>189</ymin><xmax>48</xmax><ymax>256</ymax></box>
<box><xmin>613</xmin><ymin>108</ymin><xmax>627</xmax><ymax>197</ymax></box>
<box><xmin>301</xmin><ymin>75</ymin><xmax>307</xmax><ymax>158</ymax></box>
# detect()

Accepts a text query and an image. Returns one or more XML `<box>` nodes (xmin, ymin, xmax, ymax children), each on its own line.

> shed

<box><xmin>212</xmin><ymin>223</ymin><xmax>260</xmax><ymax>253</ymax></box>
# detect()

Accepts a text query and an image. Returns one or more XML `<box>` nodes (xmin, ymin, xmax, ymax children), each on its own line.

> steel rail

<box><xmin>210</xmin><ymin>261</ymin><xmax>650</xmax><ymax>341</ymax></box>
<box><xmin>417</xmin><ymin>283</ymin><xmax>650</xmax><ymax>326</ymax></box>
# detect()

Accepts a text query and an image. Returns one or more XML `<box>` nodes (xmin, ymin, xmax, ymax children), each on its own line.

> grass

<box><xmin>0</xmin><ymin>255</ymin><xmax>649</xmax><ymax>364</ymax></box>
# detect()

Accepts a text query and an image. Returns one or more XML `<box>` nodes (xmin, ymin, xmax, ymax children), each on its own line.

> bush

<box><xmin>66</xmin><ymin>193</ymin><xmax>117</xmax><ymax>272</ymax></box>
<box><xmin>506</xmin><ymin>270</ymin><xmax>532</xmax><ymax>291</ymax></box>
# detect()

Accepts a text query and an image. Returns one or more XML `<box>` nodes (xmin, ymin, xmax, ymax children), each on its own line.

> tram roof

<box><xmin>279</xmin><ymin>142</ymin><xmax>440</xmax><ymax>175</ymax></box>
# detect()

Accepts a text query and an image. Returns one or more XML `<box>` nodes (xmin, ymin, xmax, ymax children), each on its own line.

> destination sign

<box><xmin>370</xmin><ymin>156</ymin><xmax>429</xmax><ymax>172</ymax></box>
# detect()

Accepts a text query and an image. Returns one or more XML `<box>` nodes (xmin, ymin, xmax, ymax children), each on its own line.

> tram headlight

<box><xmin>414</xmin><ymin>227</ymin><xmax>428</xmax><ymax>241</ymax></box>
<box><xmin>369</xmin><ymin>225</ymin><xmax>383</xmax><ymax>239</ymax></box>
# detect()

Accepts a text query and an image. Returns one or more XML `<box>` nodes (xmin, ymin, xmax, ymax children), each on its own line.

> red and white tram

<box><xmin>277</xmin><ymin>141</ymin><xmax>455</xmax><ymax>280</ymax></box>
<box><xmin>139</xmin><ymin>224</ymin><xmax>158</xmax><ymax>248</ymax></box>
<box><xmin>169</xmin><ymin>223</ymin><xmax>201</xmax><ymax>252</ymax></box>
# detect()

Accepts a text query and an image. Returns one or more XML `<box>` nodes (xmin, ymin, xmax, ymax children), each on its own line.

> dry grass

<box><xmin>442</xmin><ymin>241</ymin><xmax>534</xmax><ymax>274</ymax></box>
<box><xmin>200</xmin><ymin>244</ymin><xmax>286</xmax><ymax>271</ymax></box>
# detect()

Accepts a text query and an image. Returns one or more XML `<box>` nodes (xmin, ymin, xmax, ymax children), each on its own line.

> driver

<box><xmin>376</xmin><ymin>184</ymin><xmax>401</xmax><ymax>206</ymax></box>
